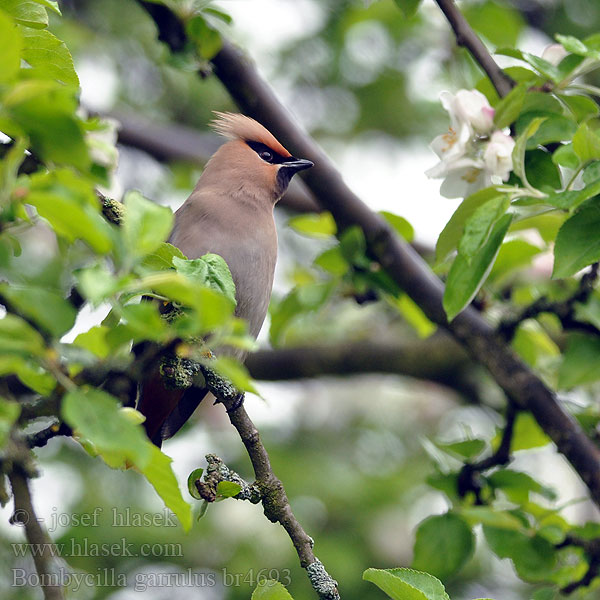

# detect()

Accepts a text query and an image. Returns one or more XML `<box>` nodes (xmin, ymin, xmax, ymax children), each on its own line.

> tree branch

<box><xmin>434</xmin><ymin>0</ymin><xmax>515</xmax><ymax>97</ymax></box>
<box><xmin>245</xmin><ymin>335</ymin><xmax>488</xmax><ymax>404</ymax></box>
<box><xmin>194</xmin><ymin>367</ymin><xmax>340</xmax><ymax>600</ymax></box>
<box><xmin>7</xmin><ymin>440</ymin><xmax>65</xmax><ymax>600</ymax></box>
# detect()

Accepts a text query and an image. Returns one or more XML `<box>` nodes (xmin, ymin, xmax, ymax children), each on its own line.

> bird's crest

<box><xmin>211</xmin><ymin>112</ymin><xmax>291</xmax><ymax>157</ymax></box>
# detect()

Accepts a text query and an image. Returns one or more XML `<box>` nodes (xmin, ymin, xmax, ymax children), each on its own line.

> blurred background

<box><xmin>2</xmin><ymin>1</ymin><xmax>600</xmax><ymax>599</ymax></box>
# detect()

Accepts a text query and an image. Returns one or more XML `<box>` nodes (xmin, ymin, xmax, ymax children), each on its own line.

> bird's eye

<box><xmin>259</xmin><ymin>150</ymin><xmax>273</xmax><ymax>162</ymax></box>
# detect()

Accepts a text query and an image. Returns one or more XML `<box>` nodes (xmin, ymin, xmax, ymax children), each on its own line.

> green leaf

<box><xmin>140</xmin><ymin>242</ymin><xmax>186</xmax><ymax>272</ymax></box>
<box><xmin>506</xmin><ymin>412</ymin><xmax>551</xmax><ymax>451</ymax></box>
<box><xmin>443</xmin><ymin>214</ymin><xmax>512</xmax><ymax>322</ymax></box>
<box><xmin>141</xmin><ymin>444</ymin><xmax>193</xmax><ymax>531</ymax></box>
<box><xmin>465</xmin><ymin>1</ymin><xmax>524</xmax><ymax>47</ymax></box>
<box><xmin>574</xmin><ymin>294</ymin><xmax>600</xmax><ymax>330</ymax></box>
<box><xmin>483</xmin><ymin>526</ymin><xmax>556</xmax><ymax>581</ymax></box>
<box><xmin>552</xmin><ymin>144</ymin><xmax>579</xmax><ymax>169</ymax></box>
<box><xmin>380</xmin><ymin>211</ymin><xmax>414</xmax><ymax>242</ymax></box>
<box><xmin>140</xmin><ymin>271</ymin><xmax>235</xmax><ymax>332</ymax></box>
<box><xmin>26</xmin><ymin>170</ymin><xmax>114</xmax><ymax>253</ymax></box>
<box><xmin>392</xmin><ymin>294</ymin><xmax>436</xmax><ymax>338</ymax></box>
<box><xmin>0</xmin><ymin>356</ymin><xmax>54</xmax><ymax>395</ymax></box>
<box><xmin>488</xmin><ymin>469</ymin><xmax>557</xmax><ymax>503</ymax></box>
<box><xmin>522</xmin><ymin>114</ymin><xmax>577</xmax><ymax>149</ymax></box>
<box><xmin>436</xmin><ymin>439</ymin><xmax>486</xmax><ymax>460</ymax></box>
<box><xmin>583</xmin><ymin>161</ymin><xmax>600</xmax><ymax>184</ymax></box>
<box><xmin>121</xmin><ymin>302</ymin><xmax>169</xmax><ymax>342</ymax></box>
<box><xmin>412</xmin><ymin>513</ymin><xmax>474</xmax><ymax>579</ymax></box>
<box><xmin>493</xmin><ymin>82</ymin><xmax>527</xmax><ymax>129</ymax></box>
<box><xmin>0</xmin><ymin>397</ymin><xmax>20</xmax><ymax>447</ymax></box>
<box><xmin>73</xmin><ymin>326</ymin><xmax>111</xmax><ymax>359</ymax></box>
<box><xmin>5</xmin><ymin>81</ymin><xmax>89</xmax><ymax>169</ymax></box>
<box><xmin>19</xmin><ymin>26</ymin><xmax>79</xmax><ymax>86</ymax></box>
<box><xmin>0</xmin><ymin>8</ymin><xmax>22</xmax><ymax>83</ymax></box>
<box><xmin>363</xmin><ymin>568</ymin><xmax>449</xmax><ymax>600</ymax></box>
<box><xmin>0</xmin><ymin>314</ymin><xmax>46</xmax><ymax>357</ymax></box>
<box><xmin>512</xmin><ymin>117</ymin><xmax>546</xmax><ymax>188</ymax></box>
<box><xmin>459</xmin><ymin>506</ymin><xmax>523</xmax><ymax>530</ymax></box>
<box><xmin>61</xmin><ymin>388</ymin><xmax>152</xmax><ymax>468</ymax></box>
<box><xmin>251</xmin><ymin>580</ymin><xmax>295</xmax><ymax>600</ymax></box>
<box><xmin>76</xmin><ymin>264</ymin><xmax>129</xmax><ymax>305</ymax></box>
<box><xmin>436</xmin><ymin>187</ymin><xmax>503</xmax><ymax>265</ymax></box>
<box><xmin>572</xmin><ymin>120</ymin><xmax>600</xmax><ymax>163</ymax></box>
<box><xmin>187</xmin><ymin>468</ymin><xmax>204</xmax><ymax>500</ymax></box>
<box><xmin>496</xmin><ymin>48</ymin><xmax>562</xmax><ymax>83</ymax></box>
<box><xmin>173</xmin><ymin>253</ymin><xmax>236</xmax><ymax>306</ymax></box>
<box><xmin>122</xmin><ymin>190</ymin><xmax>174</xmax><ymax>259</ymax></box>
<box><xmin>553</xmin><ymin>199</ymin><xmax>600</xmax><ymax>278</ymax></box>
<box><xmin>314</xmin><ymin>246</ymin><xmax>349</xmax><ymax>277</ymax></box>
<box><xmin>556</xmin><ymin>34</ymin><xmax>600</xmax><ymax>59</ymax></box>
<box><xmin>489</xmin><ymin>239</ymin><xmax>541</xmax><ymax>284</ymax></box>
<box><xmin>558</xmin><ymin>333</ymin><xmax>600</xmax><ymax>389</ymax></box>
<box><xmin>0</xmin><ymin>283</ymin><xmax>76</xmax><ymax>337</ymax></box>
<box><xmin>186</xmin><ymin>14</ymin><xmax>222</xmax><ymax>60</ymax></box>
<box><xmin>288</xmin><ymin>212</ymin><xmax>336</xmax><ymax>238</ymax></box>
<box><xmin>393</xmin><ymin>0</ymin><xmax>422</xmax><ymax>19</ymax></box>
<box><xmin>31</xmin><ymin>0</ymin><xmax>60</xmax><ymax>15</ymax></box>
<box><xmin>560</xmin><ymin>95</ymin><xmax>599</xmax><ymax>121</ymax></box>
<box><xmin>525</xmin><ymin>149</ymin><xmax>561</xmax><ymax>191</ymax></box>
<box><xmin>216</xmin><ymin>480</ymin><xmax>242</xmax><ymax>498</ymax></box>
<box><xmin>512</xmin><ymin>320</ymin><xmax>560</xmax><ymax>368</ymax></box>
<box><xmin>546</xmin><ymin>177</ymin><xmax>600</xmax><ymax>210</ymax></box>
<box><xmin>339</xmin><ymin>226</ymin><xmax>368</xmax><ymax>266</ymax></box>
<box><xmin>458</xmin><ymin>196</ymin><xmax>509</xmax><ymax>258</ymax></box>
<box><xmin>1</xmin><ymin>0</ymin><xmax>48</xmax><ymax>28</ymax></box>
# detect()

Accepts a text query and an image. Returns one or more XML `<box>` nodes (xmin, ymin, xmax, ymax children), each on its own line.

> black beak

<box><xmin>281</xmin><ymin>157</ymin><xmax>314</xmax><ymax>174</ymax></box>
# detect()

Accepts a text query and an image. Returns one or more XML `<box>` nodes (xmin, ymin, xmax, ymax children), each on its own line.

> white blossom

<box><xmin>541</xmin><ymin>43</ymin><xmax>569</xmax><ymax>66</ymax></box>
<box><xmin>483</xmin><ymin>130</ymin><xmax>515</xmax><ymax>183</ymax></box>
<box><xmin>426</xmin><ymin>89</ymin><xmax>515</xmax><ymax>198</ymax></box>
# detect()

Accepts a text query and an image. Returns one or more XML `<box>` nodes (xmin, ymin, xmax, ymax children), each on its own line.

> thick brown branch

<box><xmin>434</xmin><ymin>0</ymin><xmax>515</xmax><ymax>97</ymax></box>
<box><xmin>245</xmin><ymin>335</ymin><xmax>487</xmax><ymax>403</ymax></box>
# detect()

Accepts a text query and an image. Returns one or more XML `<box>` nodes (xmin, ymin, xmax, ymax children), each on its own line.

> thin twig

<box><xmin>457</xmin><ymin>404</ymin><xmax>517</xmax><ymax>503</ymax></box>
<box><xmin>434</xmin><ymin>0</ymin><xmax>515</xmax><ymax>98</ymax></box>
<box><xmin>499</xmin><ymin>263</ymin><xmax>600</xmax><ymax>341</ymax></box>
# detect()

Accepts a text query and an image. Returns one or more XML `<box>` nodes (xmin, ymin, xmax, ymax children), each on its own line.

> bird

<box><xmin>137</xmin><ymin>112</ymin><xmax>314</xmax><ymax>446</ymax></box>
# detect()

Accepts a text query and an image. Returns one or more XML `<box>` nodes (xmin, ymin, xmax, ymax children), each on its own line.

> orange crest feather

<box><xmin>211</xmin><ymin>112</ymin><xmax>291</xmax><ymax>157</ymax></box>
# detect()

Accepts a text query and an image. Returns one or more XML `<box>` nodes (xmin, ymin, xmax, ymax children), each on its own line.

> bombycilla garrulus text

<box><xmin>137</xmin><ymin>112</ymin><xmax>314</xmax><ymax>445</ymax></box>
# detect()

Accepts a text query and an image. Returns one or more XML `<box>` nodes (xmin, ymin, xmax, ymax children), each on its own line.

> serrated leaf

<box><xmin>443</xmin><ymin>214</ymin><xmax>512</xmax><ymax>321</ymax></box>
<box><xmin>412</xmin><ymin>513</ymin><xmax>474</xmax><ymax>579</ymax></box>
<box><xmin>20</xmin><ymin>26</ymin><xmax>79</xmax><ymax>86</ymax></box>
<box><xmin>0</xmin><ymin>356</ymin><xmax>55</xmax><ymax>395</ymax></box>
<box><xmin>363</xmin><ymin>568</ymin><xmax>449</xmax><ymax>600</ymax></box>
<box><xmin>314</xmin><ymin>246</ymin><xmax>349</xmax><ymax>277</ymax></box>
<box><xmin>556</xmin><ymin>34</ymin><xmax>600</xmax><ymax>59</ymax></box>
<box><xmin>458</xmin><ymin>195</ymin><xmax>509</xmax><ymax>258</ymax></box>
<box><xmin>173</xmin><ymin>253</ymin><xmax>236</xmax><ymax>306</ymax></box>
<box><xmin>553</xmin><ymin>199</ymin><xmax>600</xmax><ymax>278</ymax></box>
<box><xmin>141</xmin><ymin>445</ymin><xmax>193</xmax><ymax>531</ymax></box>
<box><xmin>496</xmin><ymin>48</ymin><xmax>562</xmax><ymax>83</ymax></box>
<box><xmin>489</xmin><ymin>239</ymin><xmax>541</xmax><ymax>283</ymax></box>
<box><xmin>186</xmin><ymin>14</ymin><xmax>222</xmax><ymax>60</ymax></box>
<box><xmin>552</xmin><ymin>144</ymin><xmax>579</xmax><ymax>169</ymax></box>
<box><xmin>288</xmin><ymin>212</ymin><xmax>336</xmax><ymax>237</ymax></box>
<box><xmin>436</xmin><ymin>439</ymin><xmax>486</xmax><ymax>459</ymax></box>
<box><xmin>505</xmin><ymin>412</ymin><xmax>551</xmax><ymax>451</ymax></box>
<box><xmin>122</xmin><ymin>190</ymin><xmax>174</xmax><ymax>259</ymax></box>
<box><xmin>488</xmin><ymin>469</ymin><xmax>557</xmax><ymax>503</ymax></box>
<box><xmin>187</xmin><ymin>468</ymin><xmax>204</xmax><ymax>500</ymax></box>
<box><xmin>251</xmin><ymin>580</ymin><xmax>295</xmax><ymax>600</ymax></box>
<box><xmin>31</xmin><ymin>0</ymin><xmax>60</xmax><ymax>15</ymax></box>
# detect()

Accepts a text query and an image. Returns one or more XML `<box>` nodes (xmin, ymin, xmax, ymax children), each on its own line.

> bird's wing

<box><xmin>158</xmin><ymin>387</ymin><xmax>210</xmax><ymax>440</ymax></box>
